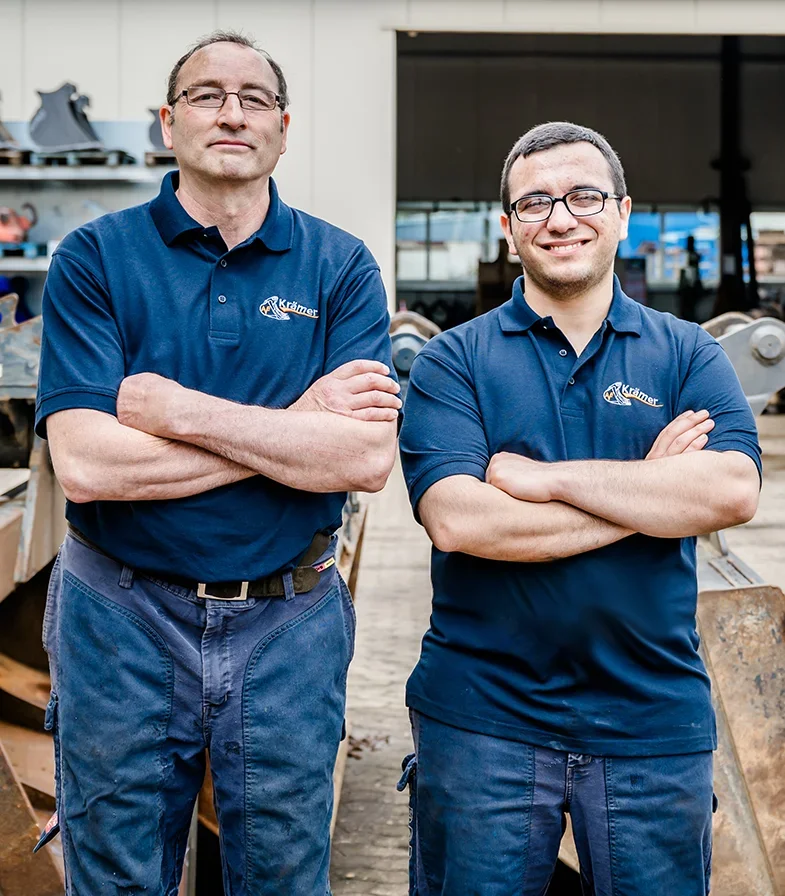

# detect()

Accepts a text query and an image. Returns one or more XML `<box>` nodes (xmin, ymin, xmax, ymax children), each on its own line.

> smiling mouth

<box><xmin>541</xmin><ymin>240</ymin><xmax>590</xmax><ymax>254</ymax></box>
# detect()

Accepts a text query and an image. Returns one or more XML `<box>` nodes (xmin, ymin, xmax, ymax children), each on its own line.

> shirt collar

<box><xmin>498</xmin><ymin>274</ymin><xmax>642</xmax><ymax>336</ymax></box>
<box><xmin>149</xmin><ymin>170</ymin><xmax>294</xmax><ymax>252</ymax></box>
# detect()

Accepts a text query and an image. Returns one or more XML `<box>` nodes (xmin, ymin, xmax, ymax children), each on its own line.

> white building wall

<box><xmin>1</xmin><ymin>0</ymin><xmax>785</xmax><ymax>296</ymax></box>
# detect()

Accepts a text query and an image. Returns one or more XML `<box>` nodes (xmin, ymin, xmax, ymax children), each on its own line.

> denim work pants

<box><xmin>43</xmin><ymin>531</ymin><xmax>355</xmax><ymax>895</ymax></box>
<box><xmin>399</xmin><ymin>711</ymin><xmax>714</xmax><ymax>896</ymax></box>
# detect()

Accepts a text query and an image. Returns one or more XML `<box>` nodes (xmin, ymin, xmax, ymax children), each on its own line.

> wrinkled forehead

<box><xmin>510</xmin><ymin>142</ymin><xmax>616</xmax><ymax>197</ymax></box>
<box><xmin>177</xmin><ymin>42</ymin><xmax>276</xmax><ymax>91</ymax></box>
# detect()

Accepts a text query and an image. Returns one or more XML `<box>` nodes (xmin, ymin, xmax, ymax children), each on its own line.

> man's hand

<box><xmin>291</xmin><ymin>360</ymin><xmax>402</xmax><ymax>422</ymax></box>
<box><xmin>487</xmin><ymin>410</ymin><xmax>715</xmax><ymax>502</ymax></box>
<box><xmin>646</xmin><ymin>409</ymin><xmax>714</xmax><ymax>459</ymax></box>
<box><xmin>117</xmin><ymin>372</ymin><xmax>186</xmax><ymax>439</ymax></box>
<box><xmin>486</xmin><ymin>454</ymin><xmax>553</xmax><ymax>502</ymax></box>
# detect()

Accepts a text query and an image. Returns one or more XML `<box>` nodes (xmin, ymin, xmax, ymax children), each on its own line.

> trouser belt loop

<box><xmin>283</xmin><ymin>571</ymin><xmax>295</xmax><ymax>602</ymax></box>
<box><xmin>118</xmin><ymin>565</ymin><xmax>135</xmax><ymax>589</ymax></box>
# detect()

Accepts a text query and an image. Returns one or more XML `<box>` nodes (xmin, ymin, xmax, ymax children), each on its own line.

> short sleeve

<box><xmin>35</xmin><ymin>234</ymin><xmax>126</xmax><ymax>438</ymax></box>
<box><xmin>399</xmin><ymin>333</ymin><xmax>490</xmax><ymax>519</ymax></box>
<box><xmin>677</xmin><ymin>328</ymin><xmax>762</xmax><ymax>482</ymax></box>
<box><xmin>324</xmin><ymin>248</ymin><xmax>394</xmax><ymax>376</ymax></box>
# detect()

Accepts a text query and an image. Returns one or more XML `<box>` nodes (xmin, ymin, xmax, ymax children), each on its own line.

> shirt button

<box><xmin>559</xmin><ymin>349</ymin><xmax>568</xmax><ymax>357</ymax></box>
<box><xmin>220</xmin><ymin>259</ymin><xmax>227</xmax><ymax>267</ymax></box>
<box><xmin>568</xmin><ymin>377</ymin><xmax>575</xmax><ymax>385</ymax></box>
<box><xmin>218</xmin><ymin>295</ymin><xmax>227</xmax><ymax>304</ymax></box>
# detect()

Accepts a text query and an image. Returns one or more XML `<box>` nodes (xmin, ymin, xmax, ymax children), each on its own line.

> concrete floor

<box><xmin>330</xmin><ymin>461</ymin><xmax>431</xmax><ymax>896</ymax></box>
<box><xmin>330</xmin><ymin>415</ymin><xmax>785</xmax><ymax>895</ymax></box>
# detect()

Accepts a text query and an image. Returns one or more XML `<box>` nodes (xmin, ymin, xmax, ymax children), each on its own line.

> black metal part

<box><xmin>0</xmin><ymin>401</ymin><xmax>33</xmax><ymax>468</ymax></box>
<box><xmin>712</xmin><ymin>37</ymin><xmax>756</xmax><ymax>316</ymax></box>
<box><xmin>29</xmin><ymin>83</ymin><xmax>104</xmax><ymax>151</ymax></box>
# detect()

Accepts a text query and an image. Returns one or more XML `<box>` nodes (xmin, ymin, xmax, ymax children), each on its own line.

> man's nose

<box><xmin>547</xmin><ymin>199</ymin><xmax>578</xmax><ymax>231</ymax></box>
<box><xmin>217</xmin><ymin>95</ymin><xmax>246</xmax><ymax>128</ymax></box>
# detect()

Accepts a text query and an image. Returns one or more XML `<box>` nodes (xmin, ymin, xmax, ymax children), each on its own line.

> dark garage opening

<box><xmin>396</xmin><ymin>31</ymin><xmax>785</xmax><ymax>330</ymax></box>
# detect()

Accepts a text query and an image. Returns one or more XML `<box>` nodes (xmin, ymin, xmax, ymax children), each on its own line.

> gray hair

<box><xmin>166</xmin><ymin>30</ymin><xmax>289</xmax><ymax>110</ymax></box>
<box><xmin>500</xmin><ymin>122</ymin><xmax>626</xmax><ymax>213</ymax></box>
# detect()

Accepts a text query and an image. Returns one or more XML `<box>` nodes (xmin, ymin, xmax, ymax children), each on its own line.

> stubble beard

<box><xmin>516</xmin><ymin>237</ymin><xmax>617</xmax><ymax>301</ymax></box>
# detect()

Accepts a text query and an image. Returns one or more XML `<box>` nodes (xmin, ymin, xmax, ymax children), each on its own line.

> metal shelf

<box><xmin>0</xmin><ymin>166</ymin><xmax>172</xmax><ymax>183</ymax></box>
<box><xmin>0</xmin><ymin>257</ymin><xmax>50</xmax><ymax>272</ymax></box>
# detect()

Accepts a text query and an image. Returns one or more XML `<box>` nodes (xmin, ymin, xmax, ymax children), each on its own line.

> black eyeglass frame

<box><xmin>179</xmin><ymin>86</ymin><xmax>282</xmax><ymax>112</ymax></box>
<box><xmin>508</xmin><ymin>189</ymin><xmax>624</xmax><ymax>223</ymax></box>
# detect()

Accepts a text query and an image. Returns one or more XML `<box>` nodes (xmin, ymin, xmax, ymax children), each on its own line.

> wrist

<box><xmin>167</xmin><ymin>386</ymin><xmax>206</xmax><ymax>441</ymax></box>
<box><xmin>547</xmin><ymin>461</ymin><xmax>577</xmax><ymax>504</ymax></box>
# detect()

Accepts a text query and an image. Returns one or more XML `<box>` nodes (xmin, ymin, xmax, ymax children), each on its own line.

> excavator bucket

<box><xmin>697</xmin><ymin>533</ymin><xmax>785</xmax><ymax>895</ymax></box>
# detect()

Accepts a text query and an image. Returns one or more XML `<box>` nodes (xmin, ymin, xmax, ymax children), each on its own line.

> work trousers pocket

<box><xmin>397</xmin><ymin>752</ymin><xmax>420</xmax><ymax>895</ymax></box>
<box><xmin>43</xmin><ymin>692</ymin><xmax>62</xmax><ymax>813</ymax></box>
<box><xmin>39</xmin><ymin>692</ymin><xmax>67</xmax><ymax>884</ymax></box>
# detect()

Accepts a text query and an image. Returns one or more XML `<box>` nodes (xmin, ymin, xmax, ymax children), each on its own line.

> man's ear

<box><xmin>618</xmin><ymin>195</ymin><xmax>632</xmax><ymax>242</ymax></box>
<box><xmin>500</xmin><ymin>213</ymin><xmax>519</xmax><ymax>257</ymax></box>
<box><xmin>160</xmin><ymin>105</ymin><xmax>174</xmax><ymax>150</ymax></box>
<box><xmin>279</xmin><ymin>110</ymin><xmax>291</xmax><ymax>152</ymax></box>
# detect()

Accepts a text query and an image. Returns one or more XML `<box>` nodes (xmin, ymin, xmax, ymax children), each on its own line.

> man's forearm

<box><xmin>550</xmin><ymin>450</ymin><xmax>759</xmax><ymax>537</ymax></box>
<box><xmin>420</xmin><ymin>476</ymin><xmax>632</xmax><ymax>562</ymax></box>
<box><xmin>168</xmin><ymin>389</ymin><xmax>396</xmax><ymax>493</ymax></box>
<box><xmin>48</xmin><ymin>409</ymin><xmax>255</xmax><ymax>503</ymax></box>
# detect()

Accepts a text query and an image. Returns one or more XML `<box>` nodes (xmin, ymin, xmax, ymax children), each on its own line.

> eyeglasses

<box><xmin>509</xmin><ymin>189</ymin><xmax>623</xmax><ymax>223</ymax></box>
<box><xmin>180</xmin><ymin>85</ymin><xmax>282</xmax><ymax>112</ymax></box>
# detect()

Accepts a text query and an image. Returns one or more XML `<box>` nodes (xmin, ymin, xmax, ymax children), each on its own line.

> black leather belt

<box><xmin>68</xmin><ymin>525</ymin><xmax>332</xmax><ymax>601</ymax></box>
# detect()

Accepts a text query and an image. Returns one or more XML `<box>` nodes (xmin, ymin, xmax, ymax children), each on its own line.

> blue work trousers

<box><xmin>43</xmin><ymin>530</ymin><xmax>355</xmax><ymax>895</ymax></box>
<box><xmin>399</xmin><ymin>711</ymin><xmax>714</xmax><ymax>896</ymax></box>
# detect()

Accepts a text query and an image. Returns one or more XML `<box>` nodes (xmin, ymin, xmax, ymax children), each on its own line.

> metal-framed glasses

<box><xmin>180</xmin><ymin>85</ymin><xmax>281</xmax><ymax>112</ymax></box>
<box><xmin>510</xmin><ymin>189</ymin><xmax>622</xmax><ymax>223</ymax></box>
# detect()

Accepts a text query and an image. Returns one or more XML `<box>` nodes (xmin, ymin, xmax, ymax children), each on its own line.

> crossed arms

<box><xmin>419</xmin><ymin>410</ymin><xmax>760</xmax><ymax>563</ymax></box>
<box><xmin>48</xmin><ymin>361</ymin><xmax>401</xmax><ymax>503</ymax></box>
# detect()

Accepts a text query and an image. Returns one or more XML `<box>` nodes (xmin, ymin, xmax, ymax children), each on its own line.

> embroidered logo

<box><xmin>603</xmin><ymin>381</ymin><xmax>663</xmax><ymax>408</ymax></box>
<box><xmin>259</xmin><ymin>295</ymin><xmax>319</xmax><ymax>321</ymax></box>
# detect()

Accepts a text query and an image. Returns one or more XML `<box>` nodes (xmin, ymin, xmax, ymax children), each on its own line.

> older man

<box><xmin>37</xmin><ymin>30</ymin><xmax>399</xmax><ymax>895</ymax></box>
<box><xmin>398</xmin><ymin>122</ymin><xmax>760</xmax><ymax>895</ymax></box>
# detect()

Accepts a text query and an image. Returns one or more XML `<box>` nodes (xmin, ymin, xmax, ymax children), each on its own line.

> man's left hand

<box><xmin>485</xmin><ymin>453</ymin><xmax>554</xmax><ymax>503</ymax></box>
<box><xmin>117</xmin><ymin>373</ymin><xmax>187</xmax><ymax>439</ymax></box>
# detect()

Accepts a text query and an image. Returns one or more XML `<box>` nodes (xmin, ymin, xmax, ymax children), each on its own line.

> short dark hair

<box><xmin>166</xmin><ymin>30</ymin><xmax>289</xmax><ymax>110</ymax></box>
<box><xmin>500</xmin><ymin>121</ymin><xmax>626</xmax><ymax>213</ymax></box>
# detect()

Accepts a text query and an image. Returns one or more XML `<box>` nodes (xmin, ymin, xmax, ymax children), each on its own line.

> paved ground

<box><xmin>329</xmin><ymin>416</ymin><xmax>785</xmax><ymax>895</ymax></box>
<box><xmin>330</xmin><ymin>461</ymin><xmax>431</xmax><ymax>896</ymax></box>
<box><xmin>724</xmin><ymin>414</ymin><xmax>785</xmax><ymax>586</ymax></box>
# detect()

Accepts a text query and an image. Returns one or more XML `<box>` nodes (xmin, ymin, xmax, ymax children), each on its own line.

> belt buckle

<box><xmin>196</xmin><ymin>581</ymin><xmax>250</xmax><ymax>601</ymax></box>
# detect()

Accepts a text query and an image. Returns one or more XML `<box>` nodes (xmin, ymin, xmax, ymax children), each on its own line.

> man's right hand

<box><xmin>290</xmin><ymin>360</ymin><xmax>402</xmax><ymax>422</ymax></box>
<box><xmin>646</xmin><ymin>410</ymin><xmax>715</xmax><ymax>459</ymax></box>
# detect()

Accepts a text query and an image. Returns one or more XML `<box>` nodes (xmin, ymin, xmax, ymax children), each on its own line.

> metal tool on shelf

<box><xmin>146</xmin><ymin>109</ymin><xmax>176</xmax><ymax>166</ymax></box>
<box><xmin>28</xmin><ymin>83</ymin><xmax>103</xmax><ymax>152</ymax></box>
<box><xmin>28</xmin><ymin>82</ymin><xmax>135</xmax><ymax>166</ymax></box>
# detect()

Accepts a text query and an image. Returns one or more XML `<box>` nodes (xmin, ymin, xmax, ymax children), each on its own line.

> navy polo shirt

<box><xmin>36</xmin><ymin>171</ymin><xmax>393</xmax><ymax>581</ymax></box>
<box><xmin>400</xmin><ymin>276</ymin><xmax>761</xmax><ymax>757</ymax></box>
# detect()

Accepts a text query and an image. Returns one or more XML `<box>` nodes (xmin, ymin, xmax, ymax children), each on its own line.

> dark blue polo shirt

<box><xmin>36</xmin><ymin>172</ymin><xmax>393</xmax><ymax>581</ymax></box>
<box><xmin>400</xmin><ymin>276</ymin><xmax>761</xmax><ymax>757</ymax></box>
